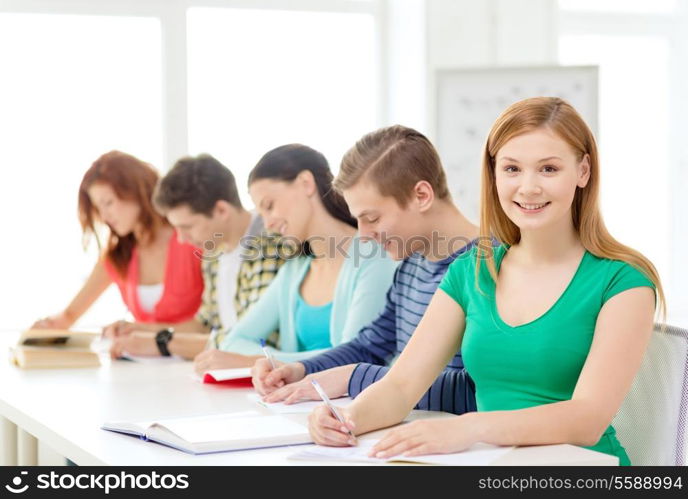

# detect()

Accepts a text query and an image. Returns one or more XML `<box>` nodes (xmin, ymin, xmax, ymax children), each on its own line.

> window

<box><xmin>559</xmin><ymin>0</ymin><xmax>677</xmax><ymax>14</ymax></box>
<box><xmin>0</xmin><ymin>13</ymin><xmax>163</xmax><ymax>329</ymax></box>
<box><xmin>559</xmin><ymin>34</ymin><xmax>670</xmax><ymax>286</ymax></box>
<box><xmin>187</xmin><ymin>7</ymin><xmax>378</xmax><ymax>205</ymax></box>
<box><xmin>0</xmin><ymin>1</ymin><xmax>384</xmax><ymax>330</ymax></box>
<box><xmin>558</xmin><ymin>2</ymin><xmax>687</xmax><ymax>321</ymax></box>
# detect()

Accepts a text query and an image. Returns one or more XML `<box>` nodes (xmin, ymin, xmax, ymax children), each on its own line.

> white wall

<box><xmin>425</xmin><ymin>0</ymin><xmax>558</xmax><ymax>139</ymax></box>
<box><xmin>385</xmin><ymin>0</ymin><xmax>426</xmax><ymax>130</ymax></box>
<box><xmin>422</xmin><ymin>0</ymin><xmax>686</xmax><ymax>326</ymax></box>
<box><xmin>669</xmin><ymin>1</ymin><xmax>688</xmax><ymax>325</ymax></box>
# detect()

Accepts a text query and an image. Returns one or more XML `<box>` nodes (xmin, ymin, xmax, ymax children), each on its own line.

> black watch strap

<box><xmin>155</xmin><ymin>328</ymin><xmax>174</xmax><ymax>357</ymax></box>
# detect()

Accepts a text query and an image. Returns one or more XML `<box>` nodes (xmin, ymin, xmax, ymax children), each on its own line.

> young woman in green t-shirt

<box><xmin>307</xmin><ymin>97</ymin><xmax>665</xmax><ymax>465</ymax></box>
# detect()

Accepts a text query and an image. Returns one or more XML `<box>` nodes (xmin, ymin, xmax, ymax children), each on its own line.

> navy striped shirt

<box><xmin>301</xmin><ymin>242</ymin><xmax>477</xmax><ymax>415</ymax></box>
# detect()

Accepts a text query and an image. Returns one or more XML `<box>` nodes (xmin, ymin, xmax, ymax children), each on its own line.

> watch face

<box><xmin>156</xmin><ymin>329</ymin><xmax>173</xmax><ymax>356</ymax></box>
<box><xmin>157</xmin><ymin>329</ymin><xmax>172</xmax><ymax>343</ymax></box>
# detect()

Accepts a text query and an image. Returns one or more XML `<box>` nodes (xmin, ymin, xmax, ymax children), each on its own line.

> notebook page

<box><xmin>391</xmin><ymin>442</ymin><xmax>514</xmax><ymax>466</ymax></box>
<box><xmin>156</xmin><ymin>412</ymin><xmax>308</xmax><ymax>444</ymax></box>
<box><xmin>121</xmin><ymin>354</ymin><xmax>185</xmax><ymax>364</ymax></box>
<box><xmin>247</xmin><ymin>393</ymin><xmax>353</xmax><ymax>414</ymax></box>
<box><xmin>289</xmin><ymin>439</ymin><xmax>513</xmax><ymax>465</ymax></box>
<box><xmin>290</xmin><ymin>439</ymin><xmax>383</xmax><ymax>463</ymax></box>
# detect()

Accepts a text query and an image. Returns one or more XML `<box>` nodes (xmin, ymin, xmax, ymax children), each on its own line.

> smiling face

<box><xmin>87</xmin><ymin>182</ymin><xmax>141</xmax><ymax>237</ymax></box>
<box><xmin>342</xmin><ymin>180</ymin><xmax>427</xmax><ymax>260</ymax></box>
<box><xmin>248</xmin><ymin>176</ymin><xmax>313</xmax><ymax>242</ymax></box>
<box><xmin>494</xmin><ymin>127</ymin><xmax>590</xmax><ymax>234</ymax></box>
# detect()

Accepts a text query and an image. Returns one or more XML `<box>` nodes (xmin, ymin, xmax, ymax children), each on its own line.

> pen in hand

<box><xmin>205</xmin><ymin>327</ymin><xmax>219</xmax><ymax>350</ymax></box>
<box><xmin>259</xmin><ymin>338</ymin><xmax>276</xmax><ymax>369</ymax></box>
<box><xmin>311</xmin><ymin>379</ymin><xmax>356</xmax><ymax>443</ymax></box>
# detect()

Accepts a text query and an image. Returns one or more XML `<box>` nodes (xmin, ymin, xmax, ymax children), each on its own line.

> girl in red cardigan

<box><xmin>32</xmin><ymin>151</ymin><xmax>203</xmax><ymax>336</ymax></box>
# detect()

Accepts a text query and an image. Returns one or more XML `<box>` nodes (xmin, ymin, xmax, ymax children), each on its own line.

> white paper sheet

<box><xmin>121</xmin><ymin>353</ymin><xmax>186</xmax><ymax>364</ymax></box>
<box><xmin>247</xmin><ymin>393</ymin><xmax>353</xmax><ymax>414</ymax></box>
<box><xmin>156</xmin><ymin>412</ymin><xmax>307</xmax><ymax>443</ymax></box>
<box><xmin>289</xmin><ymin>439</ymin><xmax>513</xmax><ymax>466</ymax></box>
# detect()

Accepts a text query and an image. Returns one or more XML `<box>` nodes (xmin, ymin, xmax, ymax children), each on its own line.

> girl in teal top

<box><xmin>194</xmin><ymin>144</ymin><xmax>397</xmax><ymax>371</ymax></box>
<box><xmin>216</xmin><ymin>234</ymin><xmax>394</xmax><ymax>362</ymax></box>
<box><xmin>307</xmin><ymin>97</ymin><xmax>665</xmax><ymax>466</ymax></box>
<box><xmin>295</xmin><ymin>287</ymin><xmax>333</xmax><ymax>351</ymax></box>
<box><xmin>438</xmin><ymin>244</ymin><xmax>653</xmax><ymax>464</ymax></box>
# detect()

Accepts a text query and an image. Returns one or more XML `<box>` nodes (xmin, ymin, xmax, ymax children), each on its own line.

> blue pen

<box><xmin>259</xmin><ymin>338</ymin><xmax>277</xmax><ymax>369</ymax></box>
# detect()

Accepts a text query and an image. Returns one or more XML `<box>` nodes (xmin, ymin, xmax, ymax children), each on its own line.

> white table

<box><xmin>0</xmin><ymin>333</ymin><xmax>616</xmax><ymax>466</ymax></box>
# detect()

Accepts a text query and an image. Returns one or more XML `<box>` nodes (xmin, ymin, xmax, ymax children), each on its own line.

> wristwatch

<box><xmin>155</xmin><ymin>328</ymin><xmax>174</xmax><ymax>357</ymax></box>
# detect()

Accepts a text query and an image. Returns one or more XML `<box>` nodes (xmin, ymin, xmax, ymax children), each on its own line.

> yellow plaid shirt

<box><xmin>196</xmin><ymin>233</ymin><xmax>293</xmax><ymax>348</ymax></box>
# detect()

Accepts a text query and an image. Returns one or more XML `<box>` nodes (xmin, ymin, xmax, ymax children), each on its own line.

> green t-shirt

<box><xmin>438</xmin><ymin>244</ymin><xmax>655</xmax><ymax>466</ymax></box>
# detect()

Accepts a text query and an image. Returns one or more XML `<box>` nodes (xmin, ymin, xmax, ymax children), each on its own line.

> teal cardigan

<box><xmin>219</xmin><ymin>236</ymin><xmax>398</xmax><ymax>361</ymax></box>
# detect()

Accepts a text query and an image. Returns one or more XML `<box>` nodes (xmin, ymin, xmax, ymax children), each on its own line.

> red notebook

<box><xmin>202</xmin><ymin>368</ymin><xmax>253</xmax><ymax>387</ymax></box>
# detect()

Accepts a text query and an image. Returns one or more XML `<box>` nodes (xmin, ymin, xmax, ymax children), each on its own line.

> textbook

<box><xmin>11</xmin><ymin>329</ymin><xmax>100</xmax><ymax>369</ymax></box>
<box><xmin>102</xmin><ymin>410</ymin><xmax>313</xmax><ymax>454</ymax></box>
<box><xmin>289</xmin><ymin>440</ymin><xmax>514</xmax><ymax>466</ymax></box>
<box><xmin>202</xmin><ymin>367</ymin><xmax>253</xmax><ymax>387</ymax></box>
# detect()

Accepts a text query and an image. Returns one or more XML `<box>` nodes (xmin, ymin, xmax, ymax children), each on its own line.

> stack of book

<box><xmin>11</xmin><ymin>329</ymin><xmax>101</xmax><ymax>368</ymax></box>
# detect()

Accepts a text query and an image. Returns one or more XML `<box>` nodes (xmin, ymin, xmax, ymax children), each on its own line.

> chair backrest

<box><xmin>612</xmin><ymin>323</ymin><xmax>688</xmax><ymax>465</ymax></box>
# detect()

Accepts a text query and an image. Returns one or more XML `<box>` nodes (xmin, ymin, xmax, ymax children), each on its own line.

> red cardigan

<box><xmin>103</xmin><ymin>234</ymin><xmax>203</xmax><ymax>323</ymax></box>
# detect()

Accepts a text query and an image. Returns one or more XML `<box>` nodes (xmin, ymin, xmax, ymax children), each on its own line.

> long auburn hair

<box><xmin>78</xmin><ymin>151</ymin><xmax>167</xmax><ymax>278</ymax></box>
<box><xmin>478</xmin><ymin>97</ymin><xmax>665</xmax><ymax>319</ymax></box>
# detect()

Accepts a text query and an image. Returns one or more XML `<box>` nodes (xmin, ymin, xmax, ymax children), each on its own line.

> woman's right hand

<box><xmin>308</xmin><ymin>405</ymin><xmax>357</xmax><ymax>446</ymax></box>
<box><xmin>31</xmin><ymin>313</ymin><xmax>71</xmax><ymax>330</ymax></box>
<box><xmin>101</xmin><ymin>320</ymin><xmax>135</xmax><ymax>339</ymax></box>
<box><xmin>251</xmin><ymin>359</ymin><xmax>306</xmax><ymax>395</ymax></box>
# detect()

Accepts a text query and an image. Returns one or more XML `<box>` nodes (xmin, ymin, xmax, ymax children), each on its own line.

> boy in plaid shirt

<box><xmin>108</xmin><ymin>154</ymin><xmax>290</xmax><ymax>359</ymax></box>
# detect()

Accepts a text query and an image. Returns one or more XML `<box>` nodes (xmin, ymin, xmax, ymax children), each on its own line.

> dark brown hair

<box><xmin>78</xmin><ymin>151</ymin><xmax>166</xmax><ymax>278</ymax></box>
<box><xmin>248</xmin><ymin>144</ymin><xmax>356</xmax><ymax>229</ymax></box>
<box><xmin>153</xmin><ymin>154</ymin><xmax>242</xmax><ymax>216</ymax></box>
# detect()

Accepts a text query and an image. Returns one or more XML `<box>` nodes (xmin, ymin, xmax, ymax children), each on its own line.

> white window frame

<box><xmin>0</xmin><ymin>0</ymin><xmax>387</xmax><ymax>169</ymax></box>
<box><xmin>558</xmin><ymin>2</ymin><xmax>688</xmax><ymax>321</ymax></box>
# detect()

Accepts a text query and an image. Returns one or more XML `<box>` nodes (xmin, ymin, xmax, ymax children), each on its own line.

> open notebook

<box><xmin>102</xmin><ymin>410</ymin><xmax>312</xmax><ymax>454</ymax></box>
<box><xmin>289</xmin><ymin>439</ymin><xmax>513</xmax><ymax>466</ymax></box>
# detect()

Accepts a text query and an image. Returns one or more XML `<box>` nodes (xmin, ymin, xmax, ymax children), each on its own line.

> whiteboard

<box><xmin>435</xmin><ymin>65</ymin><xmax>598</xmax><ymax>223</ymax></box>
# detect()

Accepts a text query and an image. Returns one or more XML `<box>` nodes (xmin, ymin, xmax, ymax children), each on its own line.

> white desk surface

<box><xmin>0</xmin><ymin>333</ymin><xmax>616</xmax><ymax>466</ymax></box>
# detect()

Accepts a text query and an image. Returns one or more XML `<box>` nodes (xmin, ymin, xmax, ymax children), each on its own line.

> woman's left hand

<box><xmin>369</xmin><ymin>416</ymin><xmax>477</xmax><ymax>458</ymax></box>
<box><xmin>193</xmin><ymin>349</ymin><xmax>255</xmax><ymax>374</ymax></box>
